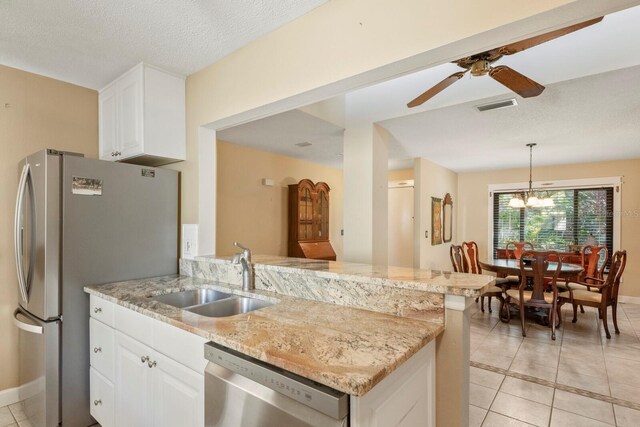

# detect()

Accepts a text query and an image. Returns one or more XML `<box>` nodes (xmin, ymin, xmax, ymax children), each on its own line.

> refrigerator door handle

<box><xmin>14</xmin><ymin>163</ymin><xmax>31</xmax><ymax>303</ymax></box>
<box><xmin>13</xmin><ymin>308</ymin><xmax>44</xmax><ymax>335</ymax></box>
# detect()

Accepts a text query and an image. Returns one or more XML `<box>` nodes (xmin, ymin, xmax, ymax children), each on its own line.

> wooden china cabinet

<box><xmin>288</xmin><ymin>179</ymin><xmax>336</xmax><ymax>261</ymax></box>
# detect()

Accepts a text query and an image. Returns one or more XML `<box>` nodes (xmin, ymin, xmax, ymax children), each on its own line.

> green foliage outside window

<box><xmin>493</xmin><ymin>188</ymin><xmax>612</xmax><ymax>257</ymax></box>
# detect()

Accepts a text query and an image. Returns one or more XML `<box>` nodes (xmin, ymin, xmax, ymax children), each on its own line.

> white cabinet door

<box><xmin>117</xmin><ymin>67</ymin><xmax>144</xmax><ymax>159</ymax></box>
<box><xmin>151</xmin><ymin>351</ymin><xmax>204</xmax><ymax>427</ymax></box>
<box><xmin>115</xmin><ymin>332</ymin><xmax>153</xmax><ymax>427</ymax></box>
<box><xmin>99</xmin><ymin>84</ymin><xmax>118</xmax><ymax>161</ymax></box>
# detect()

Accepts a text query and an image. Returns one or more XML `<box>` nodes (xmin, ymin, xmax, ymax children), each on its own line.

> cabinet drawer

<box><xmin>90</xmin><ymin>295</ymin><xmax>115</xmax><ymax>327</ymax></box>
<box><xmin>115</xmin><ymin>304</ymin><xmax>153</xmax><ymax>347</ymax></box>
<box><xmin>90</xmin><ymin>367</ymin><xmax>115</xmax><ymax>427</ymax></box>
<box><xmin>90</xmin><ymin>318</ymin><xmax>115</xmax><ymax>381</ymax></box>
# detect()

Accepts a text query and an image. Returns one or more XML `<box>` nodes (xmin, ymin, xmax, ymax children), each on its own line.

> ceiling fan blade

<box><xmin>489</xmin><ymin>65</ymin><xmax>545</xmax><ymax>98</ymax></box>
<box><xmin>407</xmin><ymin>71</ymin><xmax>467</xmax><ymax>108</ymax></box>
<box><xmin>498</xmin><ymin>17</ymin><xmax>603</xmax><ymax>55</ymax></box>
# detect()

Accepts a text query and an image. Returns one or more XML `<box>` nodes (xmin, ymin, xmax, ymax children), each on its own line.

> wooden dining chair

<box><xmin>565</xmin><ymin>245</ymin><xmax>610</xmax><ymax>291</ymax></box>
<box><xmin>505</xmin><ymin>241</ymin><xmax>534</xmax><ymax>284</ymax></box>
<box><xmin>504</xmin><ymin>251</ymin><xmax>562</xmax><ymax>340</ymax></box>
<box><xmin>460</xmin><ymin>241</ymin><xmax>508</xmax><ymax>314</ymax></box>
<box><xmin>559</xmin><ymin>250</ymin><xmax>627</xmax><ymax>339</ymax></box>
<box><xmin>450</xmin><ymin>244</ymin><xmax>464</xmax><ymax>273</ymax></box>
<box><xmin>561</xmin><ymin>245</ymin><xmax>609</xmax><ymax>314</ymax></box>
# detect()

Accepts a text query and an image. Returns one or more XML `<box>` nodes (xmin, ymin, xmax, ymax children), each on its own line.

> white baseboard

<box><xmin>0</xmin><ymin>385</ymin><xmax>20</xmax><ymax>407</ymax></box>
<box><xmin>618</xmin><ymin>295</ymin><xmax>640</xmax><ymax>305</ymax></box>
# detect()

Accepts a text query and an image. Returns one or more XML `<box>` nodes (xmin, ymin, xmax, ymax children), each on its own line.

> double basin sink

<box><xmin>150</xmin><ymin>288</ymin><xmax>274</xmax><ymax>317</ymax></box>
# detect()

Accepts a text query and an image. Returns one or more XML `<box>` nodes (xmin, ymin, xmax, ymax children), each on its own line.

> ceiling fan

<box><xmin>407</xmin><ymin>17</ymin><xmax>603</xmax><ymax>108</ymax></box>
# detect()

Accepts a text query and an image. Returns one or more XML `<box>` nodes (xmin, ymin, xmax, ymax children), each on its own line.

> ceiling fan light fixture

<box><xmin>470</xmin><ymin>60</ymin><xmax>491</xmax><ymax>76</ymax></box>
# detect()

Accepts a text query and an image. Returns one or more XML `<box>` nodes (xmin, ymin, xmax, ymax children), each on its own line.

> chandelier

<box><xmin>508</xmin><ymin>143</ymin><xmax>555</xmax><ymax>209</ymax></box>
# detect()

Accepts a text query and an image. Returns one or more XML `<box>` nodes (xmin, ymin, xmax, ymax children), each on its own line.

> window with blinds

<box><xmin>492</xmin><ymin>188</ymin><xmax>614</xmax><ymax>259</ymax></box>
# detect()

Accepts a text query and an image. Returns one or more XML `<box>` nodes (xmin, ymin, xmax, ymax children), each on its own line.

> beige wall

<box><xmin>0</xmin><ymin>65</ymin><xmax>98</xmax><ymax>391</ymax></box>
<box><xmin>414</xmin><ymin>158</ymin><xmax>458</xmax><ymax>270</ymax></box>
<box><xmin>389</xmin><ymin>168</ymin><xmax>414</xmax><ymax>181</ymax></box>
<box><xmin>457</xmin><ymin>159</ymin><xmax>640</xmax><ymax>297</ymax></box>
<box><xmin>177</xmin><ymin>0</ymin><xmax>610</xmax><ymax>231</ymax></box>
<box><xmin>216</xmin><ymin>140</ymin><xmax>344</xmax><ymax>259</ymax></box>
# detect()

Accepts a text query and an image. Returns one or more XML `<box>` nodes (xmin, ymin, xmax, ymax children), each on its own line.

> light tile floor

<box><xmin>0</xmin><ymin>401</ymin><xmax>98</xmax><ymax>427</ymax></box>
<box><xmin>469</xmin><ymin>300</ymin><xmax>640</xmax><ymax>426</ymax></box>
<box><xmin>0</xmin><ymin>402</ymin><xmax>24</xmax><ymax>427</ymax></box>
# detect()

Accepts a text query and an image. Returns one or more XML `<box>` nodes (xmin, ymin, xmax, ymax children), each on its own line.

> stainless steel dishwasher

<box><xmin>204</xmin><ymin>342</ymin><xmax>349</xmax><ymax>427</ymax></box>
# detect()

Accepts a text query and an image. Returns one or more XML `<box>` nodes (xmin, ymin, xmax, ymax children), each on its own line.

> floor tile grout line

<box><xmin>470</xmin><ymin>361</ymin><xmax>640</xmax><ymax>412</ymax></box>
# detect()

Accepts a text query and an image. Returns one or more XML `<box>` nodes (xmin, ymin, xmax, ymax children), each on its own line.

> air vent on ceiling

<box><xmin>295</xmin><ymin>142</ymin><xmax>312</xmax><ymax>147</ymax></box>
<box><xmin>475</xmin><ymin>98</ymin><xmax>518</xmax><ymax>112</ymax></box>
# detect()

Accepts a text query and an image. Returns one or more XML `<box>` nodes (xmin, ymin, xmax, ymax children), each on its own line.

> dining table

<box><xmin>479</xmin><ymin>258</ymin><xmax>584</xmax><ymax>325</ymax></box>
<box><xmin>479</xmin><ymin>258</ymin><xmax>584</xmax><ymax>279</ymax></box>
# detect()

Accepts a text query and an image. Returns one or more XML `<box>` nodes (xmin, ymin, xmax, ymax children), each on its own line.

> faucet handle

<box><xmin>234</xmin><ymin>242</ymin><xmax>249</xmax><ymax>251</ymax></box>
<box><xmin>233</xmin><ymin>242</ymin><xmax>252</xmax><ymax>261</ymax></box>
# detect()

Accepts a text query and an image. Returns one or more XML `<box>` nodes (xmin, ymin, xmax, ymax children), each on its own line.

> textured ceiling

<box><xmin>216</xmin><ymin>5</ymin><xmax>640</xmax><ymax>171</ymax></box>
<box><xmin>217</xmin><ymin>109</ymin><xmax>345</xmax><ymax>169</ymax></box>
<box><xmin>379</xmin><ymin>65</ymin><xmax>640</xmax><ymax>173</ymax></box>
<box><xmin>0</xmin><ymin>0</ymin><xmax>327</xmax><ymax>89</ymax></box>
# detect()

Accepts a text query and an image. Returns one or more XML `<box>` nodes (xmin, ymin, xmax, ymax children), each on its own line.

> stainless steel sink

<box><xmin>150</xmin><ymin>289</ymin><xmax>233</xmax><ymax>308</ymax></box>
<box><xmin>186</xmin><ymin>296</ymin><xmax>274</xmax><ymax>317</ymax></box>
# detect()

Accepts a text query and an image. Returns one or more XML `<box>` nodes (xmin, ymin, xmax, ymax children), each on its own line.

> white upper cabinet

<box><xmin>99</xmin><ymin>63</ymin><xmax>186</xmax><ymax>166</ymax></box>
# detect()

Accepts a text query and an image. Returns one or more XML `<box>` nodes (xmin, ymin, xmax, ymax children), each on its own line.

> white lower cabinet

<box><xmin>115</xmin><ymin>332</ymin><xmax>153</xmax><ymax>427</ymax></box>
<box><xmin>90</xmin><ymin>297</ymin><xmax>205</xmax><ymax>427</ymax></box>
<box><xmin>152</xmin><ymin>350</ymin><xmax>204</xmax><ymax>427</ymax></box>
<box><xmin>350</xmin><ymin>340</ymin><xmax>436</xmax><ymax>427</ymax></box>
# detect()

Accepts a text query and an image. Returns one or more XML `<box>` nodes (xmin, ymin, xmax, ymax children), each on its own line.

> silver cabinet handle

<box><xmin>141</xmin><ymin>355</ymin><xmax>149</xmax><ymax>363</ymax></box>
<box><xmin>148</xmin><ymin>360</ymin><xmax>157</xmax><ymax>368</ymax></box>
<box><xmin>94</xmin><ymin>307</ymin><xmax>102</xmax><ymax>314</ymax></box>
<box><xmin>94</xmin><ymin>347</ymin><xmax>102</xmax><ymax>353</ymax></box>
<box><xmin>94</xmin><ymin>399</ymin><xmax>102</xmax><ymax>406</ymax></box>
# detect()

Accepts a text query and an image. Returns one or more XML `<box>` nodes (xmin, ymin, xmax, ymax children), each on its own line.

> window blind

<box><xmin>492</xmin><ymin>188</ymin><xmax>614</xmax><ymax>261</ymax></box>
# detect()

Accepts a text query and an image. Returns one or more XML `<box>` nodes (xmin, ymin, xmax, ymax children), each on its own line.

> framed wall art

<box><xmin>431</xmin><ymin>197</ymin><xmax>442</xmax><ymax>246</ymax></box>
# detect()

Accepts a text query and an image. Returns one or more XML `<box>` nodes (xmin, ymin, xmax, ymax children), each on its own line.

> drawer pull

<box><xmin>141</xmin><ymin>355</ymin><xmax>150</xmax><ymax>363</ymax></box>
<box><xmin>94</xmin><ymin>399</ymin><xmax>102</xmax><ymax>406</ymax></box>
<box><xmin>94</xmin><ymin>347</ymin><xmax>102</xmax><ymax>353</ymax></box>
<box><xmin>148</xmin><ymin>360</ymin><xmax>157</xmax><ymax>368</ymax></box>
<box><xmin>94</xmin><ymin>307</ymin><xmax>102</xmax><ymax>314</ymax></box>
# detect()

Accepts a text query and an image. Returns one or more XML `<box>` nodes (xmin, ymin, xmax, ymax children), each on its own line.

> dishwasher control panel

<box><xmin>204</xmin><ymin>341</ymin><xmax>349</xmax><ymax>420</ymax></box>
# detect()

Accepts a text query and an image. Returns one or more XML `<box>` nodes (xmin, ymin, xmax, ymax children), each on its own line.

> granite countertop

<box><xmin>85</xmin><ymin>275</ymin><xmax>444</xmax><ymax>396</ymax></box>
<box><xmin>197</xmin><ymin>254</ymin><xmax>495</xmax><ymax>297</ymax></box>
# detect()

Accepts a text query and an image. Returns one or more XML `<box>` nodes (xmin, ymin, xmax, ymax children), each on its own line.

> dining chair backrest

<box><xmin>461</xmin><ymin>241</ymin><xmax>482</xmax><ymax>274</ymax></box>
<box><xmin>450</xmin><ymin>245</ymin><xmax>464</xmax><ymax>273</ymax></box>
<box><xmin>506</xmin><ymin>241</ymin><xmax>534</xmax><ymax>260</ymax></box>
<box><xmin>604</xmin><ymin>250</ymin><xmax>627</xmax><ymax>302</ymax></box>
<box><xmin>519</xmin><ymin>251</ymin><xmax>562</xmax><ymax>304</ymax></box>
<box><xmin>581</xmin><ymin>245</ymin><xmax>609</xmax><ymax>284</ymax></box>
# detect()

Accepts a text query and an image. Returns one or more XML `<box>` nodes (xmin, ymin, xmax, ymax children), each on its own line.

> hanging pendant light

<box><xmin>509</xmin><ymin>143</ymin><xmax>554</xmax><ymax>209</ymax></box>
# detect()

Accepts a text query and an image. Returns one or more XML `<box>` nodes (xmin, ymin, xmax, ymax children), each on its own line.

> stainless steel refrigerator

<box><xmin>12</xmin><ymin>149</ymin><xmax>179</xmax><ymax>427</ymax></box>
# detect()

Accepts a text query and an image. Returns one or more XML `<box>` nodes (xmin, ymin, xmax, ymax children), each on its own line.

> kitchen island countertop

<box><xmin>85</xmin><ymin>275</ymin><xmax>443</xmax><ymax>396</ymax></box>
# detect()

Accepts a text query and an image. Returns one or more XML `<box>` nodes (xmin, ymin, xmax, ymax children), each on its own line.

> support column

<box><xmin>436</xmin><ymin>294</ymin><xmax>473</xmax><ymax>427</ymax></box>
<box><xmin>343</xmin><ymin>122</ymin><xmax>388</xmax><ymax>265</ymax></box>
<box><xmin>198</xmin><ymin>126</ymin><xmax>216</xmax><ymax>255</ymax></box>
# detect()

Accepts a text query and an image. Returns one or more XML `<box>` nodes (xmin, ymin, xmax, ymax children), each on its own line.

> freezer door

<box><xmin>15</xmin><ymin>150</ymin><xmax>62</xmax><ymax>320</ymax></box>
<box><xmin>13</xmin><ymin>307</ymin><xmax>60</xmax><ymax>427</ymax></box>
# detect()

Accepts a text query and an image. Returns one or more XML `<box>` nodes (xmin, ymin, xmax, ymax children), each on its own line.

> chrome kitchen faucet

<box><xmin>232</xmin><ymin>242</ymin><xmax>254</xmax><ymax>291</ymax></box>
